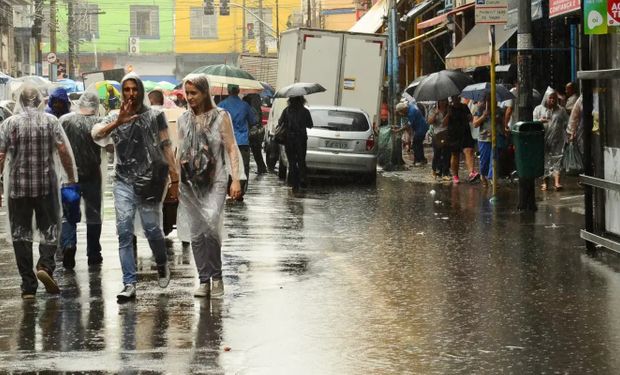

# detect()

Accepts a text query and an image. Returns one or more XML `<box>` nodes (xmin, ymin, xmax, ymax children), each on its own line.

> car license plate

<box><xmin>325</xmin><ymin>140</ymin><xmax>347</xmax><ymax>149</ymax></box>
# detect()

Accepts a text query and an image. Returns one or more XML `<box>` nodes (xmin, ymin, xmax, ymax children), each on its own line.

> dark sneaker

<box><xmin>87</xmin><ymin>254</ymin><xmax>103</xmax><ymax>266</ymax></box>
<box><xmin>21</xmin><ymin>292</ymin><xmax>36</xmax><ymax>299</ymax></box>
<box><xmin>63</xmin><ymin>247</ymin><xmax>77</xmax><ymax>270</ymax></box>
<box><xmin>210</xmin><ymin>279</ymin><xmax>224</xmax><ymax>299</ymax></box>
<box><xmin>36</xmin><ymin>269</ymin><xmax>60</xmax><ymax>294</ymax></box>
<box><xmin>157</xmin><ymin>264</ymin><xmax>170</xmax><ymax>288</ymax></box>
<box><xmin>117</xmin><ymin>284</ymin><xmax>136</xmax><ymax>302</ymax></box>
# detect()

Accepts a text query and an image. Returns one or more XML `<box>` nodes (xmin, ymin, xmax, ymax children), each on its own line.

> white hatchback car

<box><xmin>279</xmin><ymin>105</ymin><xmax>377</xmax><ymax>181</ymax></box>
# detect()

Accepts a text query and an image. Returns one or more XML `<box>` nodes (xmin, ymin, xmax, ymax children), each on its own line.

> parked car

<box><xmin>278</xmin><ymin>106</ymin><xmax>377</xmax><ymax>182</ymax></box>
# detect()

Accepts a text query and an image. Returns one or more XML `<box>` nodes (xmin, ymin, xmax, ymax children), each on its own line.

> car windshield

<box><xmin>310</xmin><ymin>109</ymin><xmax>369</xmax><ymax>131</ymax></box>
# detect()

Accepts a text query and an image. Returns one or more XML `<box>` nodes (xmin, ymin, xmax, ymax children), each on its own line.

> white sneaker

<box><xmin>157</xmin><ymin>263</ymin><xmax>170</xmax><ymax>288</ymax></box>
<box><xmin>117</xmin><ymin>284</ymin><xmax>136</xmax><ymax>302</ymax></box>
<box><xmin>210</xmin><ymin>279</ymin><xmax>224</xmax><ymax>299</ymax></box>
<box><xmin>194</xmin><ymin>282</ymin><xmax>210</xmax><ymax>297</ymax></box>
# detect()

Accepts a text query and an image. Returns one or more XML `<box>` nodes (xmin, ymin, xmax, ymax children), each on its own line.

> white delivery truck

<box><xmin>265</xmin><ymin>28</ymin><xmax>387</xmax><ymax>171</ymax></box>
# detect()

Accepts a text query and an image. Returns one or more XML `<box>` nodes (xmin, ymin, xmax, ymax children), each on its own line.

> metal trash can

<box><xmin>511</xmin><ymin>121</ymin><xmax>545</xmax><ymax>179</ymax></box>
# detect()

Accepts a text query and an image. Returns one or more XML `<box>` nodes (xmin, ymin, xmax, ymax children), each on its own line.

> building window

<box><xmin>75</xmin><ymin>3</ymin><xmax>100</xmax><ymax>40</ymax></box>
<box><xmin>190</xmin><ymin>7</ymin><xmax>218</xmax><ymax>39</ymax></box>
<box><xmin>130</xmin><ymin>5</ymin><xmax>159</xmax><ymax>39</ymax></box>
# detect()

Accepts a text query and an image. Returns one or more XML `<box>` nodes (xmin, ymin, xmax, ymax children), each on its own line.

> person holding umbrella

<box><xmin>278</xmin><ymin>96</ymin><xmax>313</xmax><ymax>192</ymax></box>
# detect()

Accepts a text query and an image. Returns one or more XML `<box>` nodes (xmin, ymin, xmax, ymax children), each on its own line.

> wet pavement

<box><xmin>0</xmin><ymin>158</ymin><xmax>619</xmax><ymax>374</ymax></box>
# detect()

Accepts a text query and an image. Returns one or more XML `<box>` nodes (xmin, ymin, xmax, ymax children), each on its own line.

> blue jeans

<box><xmin>113</xmin><ymin>180</ymin><xmax>167</xmax><ymax>285</ymax></box>
<box><xmin>61</xmin><ymin>177</ymin><xmax>103</xmax><ymax>260</ymax></box>
<box><xmin>478</xmin><ymin>141</ymin><xmax>493</xmax><ymax>179</ymax></box>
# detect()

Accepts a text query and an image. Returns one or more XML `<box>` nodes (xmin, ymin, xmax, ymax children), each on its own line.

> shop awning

<box><xmin>399</xmin><ymin>24</ymin><xmax>448</xmax><ymax>50</ymax></box>
<box><xmin>417</xmin><ymin>2</ymin><xmax>475</xmax><ymax>29</ymax></box>
<box><xmin>445</xmin><ymin>24</ymin><xmax>517</xmax><ymax>70</ymax></box>
<box><xmin>400</xmin><ymin>0</ymin><xmax>438</xmax><ymax>23</ymax></box>
<box><xmin>349</xmin><ymin>0</ymin><xmax>388</xmax><ymax>33</ymax></box>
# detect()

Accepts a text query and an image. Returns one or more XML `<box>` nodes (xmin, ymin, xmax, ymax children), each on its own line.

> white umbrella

<box><xmin>274</xmin><ymin>82</ymin><xmax>326</xmax><ymax>98</ymax></box>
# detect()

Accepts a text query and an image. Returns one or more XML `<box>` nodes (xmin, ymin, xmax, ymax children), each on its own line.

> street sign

<box><xmin>549</xmin><ymin>0</ymin><xmax>581</xmax><ymax>18</ymax></box>
<box><xmin>608</xmin><ymin>0</ymin><xmax>620</xmax><ymax>25</ymax></box>
<box><xmin>46</xmin><ymin>52</ymin><xmax>57</xmax><ymax>64</ymax></box>
<box><xmin>475</xmin><ymin>0</ymin><xmax>508</xmax><ymax>24</ymax></box>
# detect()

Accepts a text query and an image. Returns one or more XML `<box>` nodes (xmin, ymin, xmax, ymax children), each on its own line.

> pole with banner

<box><xmin>476</xmin><ymin>0</ymin><xmax>507</xmax><ymax>203</ymax></box>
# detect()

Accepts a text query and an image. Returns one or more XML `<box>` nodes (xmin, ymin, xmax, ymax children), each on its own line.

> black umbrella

<box><xmin>274</xmin><ymin>82</ymin><xmax>326</xmax><ymax>98</ymax></box>
<box><xmin>404</xmin><ymin>75</ymin><xmax>427</xmax><ymax>96</ymax></box>
<box><xmin>412</xmin><ymin>70</ymin><xmax>473</xmax><ymax>102</ymax></box>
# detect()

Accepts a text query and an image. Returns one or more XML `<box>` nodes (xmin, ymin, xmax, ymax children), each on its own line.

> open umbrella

<box><xmin>191</xmin><ymin>64</ymin><xmax>264</xmax><ymax>90</ymax></box>
<box><xmin>460</xmin><ymin>82</ymin><xmax>515</xmax><ymax>102</ymax></box>
<box><xmin>404</xmin><ymin>75</ymin><xmax>427</xmax><ymax>96</ymax></box>
<box><xmin>412</xmin><ymin>70</ymin><xmax>473</xmax><ymax>101</ymax></box>
<box><xmin>157</xmin><ymin>81</ymin><xmax>176</xmax><ymax>91</ymax></box>
<box><xmin>85</xmin><ymin>80</ymin><xmax>121</xmax><ymax>100</ymax></box>
<box><xmin>274</xmin><ymin>82</ymin><xmax>326</xmax><ymax>98</ymax></box>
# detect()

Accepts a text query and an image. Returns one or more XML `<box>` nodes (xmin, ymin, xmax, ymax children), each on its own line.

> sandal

<box><xmin>541</xmin><ymin>183</ymin><xmax>547</xmax><ymax>191</ymax></box>
<box><xmin>554</xmin><ymin>185</ymin><xmax>563</xmax><ymax>191</ymax></box>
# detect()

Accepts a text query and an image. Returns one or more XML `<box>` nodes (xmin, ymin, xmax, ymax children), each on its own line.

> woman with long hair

<box><xmin>176</xmin><ymin>74</ymin><xmax>245</xmax><ymax>299</ymax></box>
<box><xmin>278</xmin><ymin>96</ymin><xmax>313</xmax><ymax>192</ymax></box>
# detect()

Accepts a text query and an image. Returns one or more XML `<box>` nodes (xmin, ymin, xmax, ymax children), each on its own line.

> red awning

<box><xmin>417</xmin><ymin>3</ymin><xmax>475</xmax><ymax>30</ymax></box>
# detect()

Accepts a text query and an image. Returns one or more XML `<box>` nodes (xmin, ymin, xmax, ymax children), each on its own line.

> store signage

<box><xmin>609</xmin><ymin>0</ymin><xmax>620</xmax><ymax>25</ymax></box>
<box><xmin>475</xmin><ymin>0</ymin><xmax>508</xmax><ymax>24</ymax></box>
<box><xmin>585</xmin><ymin>0</ymin><xmax>608</xmax><ymax>34</ymax></box>
<box><xmin>549</xmin><ymin>0</ymin><xmax>581</xmax><ymax>18</ymax></box>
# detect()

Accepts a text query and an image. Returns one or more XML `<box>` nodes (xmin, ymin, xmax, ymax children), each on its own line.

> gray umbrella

<box><xmin>460</xmin><ymin>82</ymin><xmax>515</xmax><ymax>102</ymax></box>
<box><xmin>412</xmin><ymin>70</ymin><xmax>473</xmax><ymax>102</ymax></box>
<box><xmin>274</xmin><ymin>82</ymin><xmax>326</xmax><ymax>98</ymax></box>
<box><xmin>404</xmin><ymin>75</ymin><xmax>427</xmax><ymax>96</ymax></box>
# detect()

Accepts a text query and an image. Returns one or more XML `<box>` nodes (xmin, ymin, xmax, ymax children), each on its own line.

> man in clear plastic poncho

<box><xmin>92</xmin><ymin>73</ymin><xmax>179</xmax><ymax>302</ymax></box>
<box><xmin>533</xmin><ymin>87</ymin><xmax>568</xmax><ymax>191</ymax></box>
<box><xmin>0</xmin><ymin>84</ymin><xmax>77</xmax><ymax>298</ymax></box>
<box><xmin>59</xmin><ymin>92</ymin><xmax>106</xmax><ymax>269</ymax></box>
<box><xmin>177</xmin><ymin>73</ymin><xmax>245</xmax><ymax>299</ymax></box>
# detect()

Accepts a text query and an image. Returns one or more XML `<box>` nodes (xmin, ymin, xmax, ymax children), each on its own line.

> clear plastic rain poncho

<box><xmin>0</xmin><ymin>83</ymin><xmax>77</xmax><ymax>243</ymax></box>
<box><xmin>176</xmin><ymin>73</ymin><xmax>246</xmax><ymax>244</ymax></box>
<box><xmin>58</xmin><ymin>92</ymin><xmax>106</xmax><ymax>224</ymax></box>
<box><xmin>92</xmin><ymin>73</ymin><xmax>170</xmax><ymax>203</ymax></box>
<box><xmin>533</xmin><ymin>87</ymin><xmax>569</xmax><ymax>176</ymax></box>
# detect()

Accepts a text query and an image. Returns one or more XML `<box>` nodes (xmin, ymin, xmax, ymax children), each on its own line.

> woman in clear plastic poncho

<box><xmin>0</xmin><ymin>83</ymin><xmax>77</xmax><ymax>298</ymax></box>
<box><xmin>177</xmin><ymin>73</ymin><xmax>245</xmax><ymax>299</ymax></box>
<box><xmin>533</xmin><ymin>87</ymin><xmax>568</xmax><ymax>191</ymax></box>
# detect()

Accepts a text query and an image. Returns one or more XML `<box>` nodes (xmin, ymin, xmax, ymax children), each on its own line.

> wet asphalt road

<box><xmin>0</xmin><ymin>162</ymin><xmax>619</xmax><ymax>374</ymax></box>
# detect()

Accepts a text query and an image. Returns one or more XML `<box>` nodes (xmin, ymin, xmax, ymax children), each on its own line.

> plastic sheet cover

<box><xmin>533</xmin><ymin>87</ymin><xmax>568</xmax><ymax>176</ymax></box>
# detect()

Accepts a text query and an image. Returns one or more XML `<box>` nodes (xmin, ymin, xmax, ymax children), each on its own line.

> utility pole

<box><xmin>307</xmin><ymin>0</ymin><xmax>312</xmax><ymax>27</ymax></box>
<box><xmin>50</xmin><ymin>0</ymin><xmax>58</xmax><ymax>81</ymax></box>
<box><xmin>258</xmin><ymin>0</ymin><xmax>266</xmax><ymax>55</ymax></box>
<box><xmin>516</xmin><ymin>0</ymin><xmax>535</xmax><ymax>211</ymax></box>
<box><xmin>276</xmin><ymin>0</ymin><xmax>280</xmax><ymax>47</ymax></box>
<box><xmin>67</xmin><ymin>0</ymin><xmax>77</xmax><ymax>79</ymax></box>
<box><xmin>32</xmin><ymin>0</ymin><xmax>44</xmax><ymax>76</ymax></box>
<box><xmin>242</xmin><ymin>0</ymin><xmax>247</xmax><ymax>53</ymax></box>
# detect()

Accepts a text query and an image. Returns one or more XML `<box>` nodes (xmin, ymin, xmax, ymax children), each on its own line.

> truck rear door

<box><xmin>339</xmin><ymin>35</ymin><xmax>386</xmax><ymax>127</ymax></box>
<box><xmin>298</xmin><ymin>31</ymin><xmax>342</xmax><ymax>106</ymax></box>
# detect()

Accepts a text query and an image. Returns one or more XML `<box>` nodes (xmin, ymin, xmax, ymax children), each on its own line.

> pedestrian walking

<box><xmin>446</xmin><ymin>95</ymin><xmax>478</xmax><ymax>184</ymax></box>
<box><xmin>278</xmin><ymin>96</ymin><xmax>313</xmax><ymax>192</ymax></box>
<box><xmin>428</xmin><ymin>99</ymin><xmax>451</xmax><ymax>180</ymax></box>
<box><xmin>0</xmin><ymin>84</ymin><xmax>77</xmax><ymax>298</ymax></box>
<box><xmin>92</xmin><ymin>73</ymin><xmax>178</xmax><ymax>302</ymax></box>
<box><xmin>533</xmin><ymin>87</ymin><xmax>568</xmax><ymax>191</ymax></box>
<box><xmin>472</xmin><ymin>96</ymin><xmax>493</xmax><ymax>186</ymax></box>
<box><xmin>567</xmin><ymin>95</ymin><xmax>584</xmax><ymax>154</ymax></box>
<box><xmin>564</xmin><ymin>82</ymin><xmax>578</xmax><ymax>113</ymax></box>
<box><xmin>243</xmin><ymin>93</ymin><xmax>268</xmax><ymax>174</ymax></box>
<box><xmin>218</xmin><ymin>84</ymin><xmax>256</xmax><ymax>195</ymax></box>
<box><xmin>176</xmin><ymin>73</ymin><xmax>245</xmax><ymax>299</ymax></box>
<box><xmin>395</xmin><ymin>101</ymin><xmax>428</xmax><ymax>165</ymax></box>
<box><xmin>45</xmin><ymin>87</ymin><xmax>71</xmax><ymax>118</ymax></box>
<box><xmin>58</xmin><ymin>92</ymin><xmax>106</xmax><ymax>269</ymax></box>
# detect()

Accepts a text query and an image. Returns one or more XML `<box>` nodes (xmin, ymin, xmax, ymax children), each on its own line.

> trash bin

<box><xmin>511</xmin><ymin>121</ymin><xmax>545</xmax><ymax>179</ymax></box>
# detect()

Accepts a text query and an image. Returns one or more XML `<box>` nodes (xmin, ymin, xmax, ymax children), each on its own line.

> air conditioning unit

<box><xmin>129</xmin><ymin>37</ymin><xmax>140</xmax><ymax>55</ymax></box>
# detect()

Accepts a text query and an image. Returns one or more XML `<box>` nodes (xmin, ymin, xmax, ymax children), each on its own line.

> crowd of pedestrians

<box><xmin>0</xmin><ymin>72</ymin><xmax>258</xmax><ymax>303</ymax></box>
<box><xmin>396</xmin><ymin>81</ymin><xmax>581</xmax><ymax>190</ymax></box>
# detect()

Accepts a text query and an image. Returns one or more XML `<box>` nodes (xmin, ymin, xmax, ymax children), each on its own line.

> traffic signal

<box><xmin>203</xmin><ymin>0</ymin><xmax>214</xmax><ymax>15</ymax></box>
<box><xmin>220</xmin><ymin>0</ymin><xmax>230</xmax><ymax>16</ymax></box>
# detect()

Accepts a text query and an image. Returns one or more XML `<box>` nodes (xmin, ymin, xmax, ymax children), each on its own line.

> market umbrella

<box><xmin>157</xmin><ymin>81</ymin><xmax>176</xmax><ymax>91</ymax></box>
<box><xmin>274</xmin><ymin>82</ymin><xmax>326</xmax><ymax>98</ymax></box>
<box><xmin>412</xmin><ymin>70</ymin><xmax>473</xmax><ymax>101</ymax></box>
<box><xmin>142</xmin><ymin>80</ymin><xmax>159</xmax><ymax>92</ymax></box>
<box><xmin>191</xmin><ymin>64</ymin><xmax>264</xmax><ymax>90</ymax></box>
<box><xmin>460</xmin><ymin>82</ymin><xmax>515</xmax><ymax>102</ymax></box>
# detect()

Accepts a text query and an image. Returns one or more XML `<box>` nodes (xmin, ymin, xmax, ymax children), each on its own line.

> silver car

<box><xmin>279</xmin><ymin>105</ymin><xmax>377</xmax><ymax>181</ymax></box>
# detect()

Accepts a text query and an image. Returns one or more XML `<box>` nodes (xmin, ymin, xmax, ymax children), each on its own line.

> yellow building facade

<box><xmin>175</xmin><ymin>0</ymin><xmax>302</xmax><ymax>55</ymax></box>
